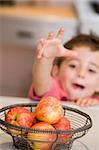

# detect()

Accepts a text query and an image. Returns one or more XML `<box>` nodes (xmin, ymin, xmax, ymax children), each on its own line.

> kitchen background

<box><xmin>0</xmin><ymin>0</ymin><xmax>99</xmax><ymax>97</ymax></box>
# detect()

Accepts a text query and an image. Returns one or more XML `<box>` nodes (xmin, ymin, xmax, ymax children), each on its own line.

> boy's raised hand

<box><xmin>36</xmin><ymin>27</ymin><xmax>77</xmax><ymax>59</ymax></box>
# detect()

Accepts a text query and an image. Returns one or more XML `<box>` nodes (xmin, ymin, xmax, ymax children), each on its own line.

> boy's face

<box><xmin>56</xmin><ymin>46</ymin><xmax>99</xmax><ymax>100</ymax></box>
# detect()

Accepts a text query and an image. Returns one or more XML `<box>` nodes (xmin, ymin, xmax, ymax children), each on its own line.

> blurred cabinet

<box><xmin>0</xmin><ymin>16</ymin><xmax>78</xmax><ymax>97</ymax></box>
<box><xmin>2</xmin><ymin>16</ymin><xmax>78</xmax><ymax>45</ymax></box>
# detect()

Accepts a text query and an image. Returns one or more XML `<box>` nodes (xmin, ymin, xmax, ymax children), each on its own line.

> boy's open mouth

<box><xmin>72</xmin><ymin>83</ymin><xmax>85</xmax><ymax>90</ymax></box>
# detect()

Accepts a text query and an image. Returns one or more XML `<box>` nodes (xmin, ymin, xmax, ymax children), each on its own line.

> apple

<box><xmin>27</xmin><ymin>122</ymin><xmax>56</xmax><ymax>150</ymax></box>
<box><xmin>53</xmin><ymin>116</ymin><xmax>72</xmax><ymax>141</ymax></box>
<box><xmin>35</xmin><ymin>96</ymin><xmax>64</xmax><ymax>124</ymax></box>
<box><xmin>5</xmin><ymin>107</ymin><xmax>34</xmax><ymax>135</ymax></box>
<box><xmin>5</xmin><ymin>106</ymin><xmax>33</xmax><ymax>127</ymax></box>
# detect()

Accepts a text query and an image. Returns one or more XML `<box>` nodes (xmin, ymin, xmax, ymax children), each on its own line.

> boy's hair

<box><xmin>54</xmin><ymin>33</ymin><xmax>99</xmax><ymax>67</ymax></box>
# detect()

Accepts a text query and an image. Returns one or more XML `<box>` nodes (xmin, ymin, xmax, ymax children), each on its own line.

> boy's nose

<box><xmin>77</xmin><ymin>68</ymin><xmax>86</xmax><ymax>78</ymax></box>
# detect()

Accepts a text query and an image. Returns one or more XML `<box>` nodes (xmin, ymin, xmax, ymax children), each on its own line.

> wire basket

<box><xmin>0</xmin><ymin>103</ymin><xmax>92</xmax><ymax>150</ymax></box>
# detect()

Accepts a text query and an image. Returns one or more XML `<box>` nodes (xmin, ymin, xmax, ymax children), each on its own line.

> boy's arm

<box><xmin>32</xmin><ymin>28</ymin><xmax>64</xmax><ymax>96</ymax></box>
<box><xmin>32</xmin><ymin>27</ymin><xmax>77</xmax><ymax>97</ymax></box>
<box><xmin>33</xmin><ymin>57</ymin><xmax>54</xmax><ymax>96</ymax></box>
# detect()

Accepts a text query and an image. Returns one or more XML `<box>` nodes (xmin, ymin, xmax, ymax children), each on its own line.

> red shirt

<box><xmin>28</xmin><ymin>78</ymin><xmax>69</xmax><ymax>101</ymax></box>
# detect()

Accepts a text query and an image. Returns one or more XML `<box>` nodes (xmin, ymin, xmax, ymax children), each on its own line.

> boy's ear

<box><xmin>51</xmin><ymin>65</ymin><xmax>59</xmax><ymax>79</ymax></box>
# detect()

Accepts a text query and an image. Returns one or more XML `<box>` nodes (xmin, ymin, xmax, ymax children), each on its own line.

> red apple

<box><xmin>53</xmin><ymin>116</ymin><xmax>72</xmax><ymax>141</ymax></box>
<box><xmin>27</xmin><ymin>122</ymin><xmax>56</xmax><ymax>150</ymax></box>
<box><xmin>5</xmin><ymin>106</ymin><xmax>33</xmax><ymax>128</ymax></box>
<box><xmin>5</xmin><ymin>107</ymin><xmax>34</xmax><ymax>135</ymax></box>
<box><xmin>35</xmin><ymin>96</ymin><xmax>64</xmax><ymax>124</ymax></box>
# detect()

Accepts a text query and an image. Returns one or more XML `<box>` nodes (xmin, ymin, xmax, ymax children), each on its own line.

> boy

<box><xmin>28</xmin><ymin>27</ymin><xmax>99</xmax><ymax>106</ymax></box>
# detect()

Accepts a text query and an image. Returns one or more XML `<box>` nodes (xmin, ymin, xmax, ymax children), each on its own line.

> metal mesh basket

<box><xmin>0</xmin><ymin>103</ymin><xmax>92</xmax><ymax>150</ymax></box>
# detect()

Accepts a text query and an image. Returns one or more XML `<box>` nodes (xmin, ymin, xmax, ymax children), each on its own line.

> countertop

<box><xmin>0</xmin><ymin>4</ymin><xmax>77</xmax><ymax>20</ymax></box>
<box><xmin>0</xmin><ymin>96</ymin><xmax>99</xmax><ymax>150</ymax></box>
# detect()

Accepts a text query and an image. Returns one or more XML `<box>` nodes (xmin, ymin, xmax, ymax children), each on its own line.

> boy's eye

<box><xmin>68</xmin><ymin>64</ymin><xmax>76</xmax><ymax>68</ymax></box>
<box><xmin>88</xmin><ymin>69</ymin><xmax>96</xmax><ymax>74</ymax></box>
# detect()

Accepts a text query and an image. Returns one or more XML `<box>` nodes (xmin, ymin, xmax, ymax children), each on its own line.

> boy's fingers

<box><xmin>76</xmin><ymin>98</ymin><xmax>99</xmax><ymax>106</ymax></box>
<box><xmin>86</xmin><ymin>98</ymin><xmax>99</xmax><ymax>106</ymax></box>
<box><xmin>76</xmin><ymin>98</ymin><xmax>87</xmax><ymax>106</ymax></box>
<box><xmin>48</xmin><ymin>32</ymin><xmax>54</xmax><ymax>40</ymax></box>
<box><xmin>37</xmin><ymin>38</ymin><xmax>45</xmax><ymax>50</ymax></box>
<box><xmin>37</xmin><ymin>38</ymin><xmax>45</xmax><ymax>58</ymax></box>
<box><xmin>37</xmin><ymin>48</ymin><xmax>44</xmax><ymax>58</ymax></box>
<box><xmin>57</xmin><ymin>27</ymin><xmax>64</xmax><ymax>39</ymax></box>
<box><xmin>39</xmin><ymin>38</ymin><xmax>45</xmax><ymax>45</ymax></box>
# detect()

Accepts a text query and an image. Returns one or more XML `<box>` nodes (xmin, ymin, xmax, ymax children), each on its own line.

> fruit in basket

<box><xmin>35</xmin><ymin>96</ymin><xmax>64</xmax><ymax>124</ymax></box>
<box><xmin>5</xmin><ymin>106</ymin><xmax>34</xmax><ymax>135</ymax></box>
<box><xmin>5</xmin><ymin>107</ymin><xmax>33</xmax><ymax>128</ymax></box>
<box><xmin>53</xmin><ymin>116</ymin><xmax>72</xmax><ymax>141</ymax></box>
<box><xmin>27</xmin><ymin>122</ymin><xmax>56</xmax><ymax>150</ymax></box>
